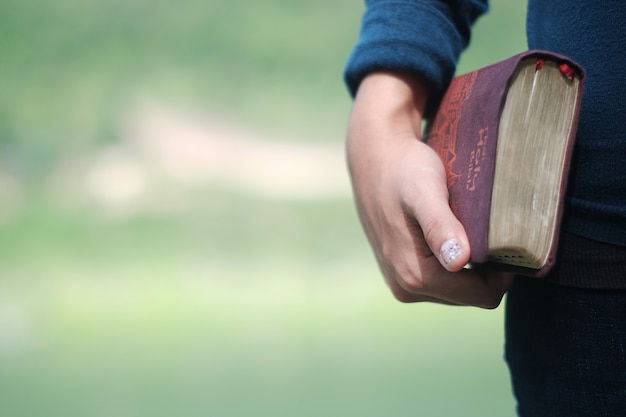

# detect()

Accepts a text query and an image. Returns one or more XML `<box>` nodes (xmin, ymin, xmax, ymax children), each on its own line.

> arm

<box><xmin>344</xmin><ymin>0</ymin><xmax>512</xmax><ymax>307</ymax></box>
<box><xmin>347</xmin><ymin>71</ymin><xmax>512</xmax><ymax>307</ymax></box>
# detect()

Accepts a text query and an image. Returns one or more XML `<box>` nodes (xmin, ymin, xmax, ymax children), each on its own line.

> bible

<box><xmin>425</xmin><ymin>50</ymin><xmax>585</xmax><ymax>276</ymax></box>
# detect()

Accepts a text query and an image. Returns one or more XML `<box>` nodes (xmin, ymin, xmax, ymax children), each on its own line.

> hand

<box><xmin>346</xmin><ymin>72</ymin><xmax>513</xmax><ymax>308</ymax></box>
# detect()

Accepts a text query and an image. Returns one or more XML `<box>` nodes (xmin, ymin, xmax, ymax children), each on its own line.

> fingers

<box><xmin>355</xmin><ymin>139</ymin><xmax>511</xmax><ymax>308</ymax></box>
<box><xmin>387</xmin><ymin>258</ymin><xmax>513</xmax><ymax>308</ymax></box>
<box><xmin>376</xmin><ymin>221</ymin><xmax>512</xmax><ymax>308</ymax></box>
<box><xmin>421</xmin><ymin>268</ymin><xmax>514</xmax><ymax>309</ymax></box>
<box><xmin>370</xmin><ymin>143</ymin><xmax>512</xmax><ymax>308</ymax></box>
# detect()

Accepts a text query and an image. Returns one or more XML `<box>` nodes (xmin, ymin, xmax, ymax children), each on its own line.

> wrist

<box><xmin>351</xmin><ymin>71</ymin><xmax>428</xmax><ymax>139</ymax></box>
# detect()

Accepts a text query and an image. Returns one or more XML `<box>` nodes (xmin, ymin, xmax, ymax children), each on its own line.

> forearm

<box><xmin>347</xmin><ymin>71</ymin><xmax>426</xmax><ymax>152</ymax></box>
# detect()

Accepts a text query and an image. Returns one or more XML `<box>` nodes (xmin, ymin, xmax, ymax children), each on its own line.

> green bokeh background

<box><xmin>0</xmin><ymin>1</ymin><xmax>527</xmax><ymax>416</ymax></box>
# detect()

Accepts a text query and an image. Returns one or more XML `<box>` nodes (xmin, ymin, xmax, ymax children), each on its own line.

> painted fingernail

<box><xmin>440</xmin><ymin>238</ymin><xmax>462</xmax><ymax>267</ymax></box>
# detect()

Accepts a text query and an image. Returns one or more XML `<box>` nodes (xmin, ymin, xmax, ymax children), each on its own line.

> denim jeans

<box><xmin>505</xmin><ymin>277</ymin><xmax>626</xmax><ymax>416</ymax></box>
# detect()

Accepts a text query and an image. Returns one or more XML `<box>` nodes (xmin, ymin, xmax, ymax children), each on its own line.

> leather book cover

<box><xmin>425</xmin><ymin>50</ymin><xmax>585</xmax><ymax>275</ymax></box>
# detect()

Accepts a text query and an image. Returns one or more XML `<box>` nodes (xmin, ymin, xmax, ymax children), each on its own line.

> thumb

<box><xmin>408</xmin><ymin>164</ymin><xmax>470</xmax><ymax>272</ymax></box>
<box><xmin>438</xmin><ymin>234</ymin><xmax>470</xmax><ymax>271</ymax></box>
<box><xmin>418</xmin><ymin>202</ymin><xmax>470</xmax><ymax>271</ymax></box>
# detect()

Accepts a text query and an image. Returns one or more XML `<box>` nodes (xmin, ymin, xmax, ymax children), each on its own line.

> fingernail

<box><xmin>440</xmin><ymin>238</ymin><xmax>462</xmax><ymax>267</ymax></box>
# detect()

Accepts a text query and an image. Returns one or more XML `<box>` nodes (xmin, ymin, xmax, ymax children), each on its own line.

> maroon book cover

<box><xmin>425</xmin><ymin>50</ymin><xmax>585</xmax><ymax>275</ymax></box>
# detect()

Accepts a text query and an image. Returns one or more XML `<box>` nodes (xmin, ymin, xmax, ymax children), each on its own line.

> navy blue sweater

<box><xmin>345</xmin><ymin>1</ymin><xmax>626</xmax><ymax>251</ymax></box>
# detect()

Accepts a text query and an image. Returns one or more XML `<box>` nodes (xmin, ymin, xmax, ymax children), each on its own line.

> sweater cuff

<box><xmin>343</xmin><ymin>1</ymin><xmax>478</xmax><ymax>116</ymax></box>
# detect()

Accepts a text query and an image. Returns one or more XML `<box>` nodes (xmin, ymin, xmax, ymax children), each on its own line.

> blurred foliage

<box><xmin>0</xmin><ymin>0</ymin><xmax>361</xmax><ymax>173</ymax></box>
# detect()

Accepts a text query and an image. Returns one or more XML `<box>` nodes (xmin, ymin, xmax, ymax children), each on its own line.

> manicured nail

<box><xmin>440</xmin><ymin>238</ymin><xmax>462</xmax><ymax>267</ymax></box>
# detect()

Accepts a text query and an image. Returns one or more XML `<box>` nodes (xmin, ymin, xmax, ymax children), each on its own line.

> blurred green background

<box><xmin>0</xmin><ymin>0</ymin><xmax>527</xmax><ymax>416</ymax></box>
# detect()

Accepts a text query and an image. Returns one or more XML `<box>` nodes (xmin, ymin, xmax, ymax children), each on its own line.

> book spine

<box><xmin>426</xmin><ymin>53</ymin><xmax>534</xmax><ymax>263</ymax></box>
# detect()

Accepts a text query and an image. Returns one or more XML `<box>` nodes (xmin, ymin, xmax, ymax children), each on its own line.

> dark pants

<box><xmin>505</xmin><ymin>277</ymin><xmax>626</xmax><ymax>416</ymax></box>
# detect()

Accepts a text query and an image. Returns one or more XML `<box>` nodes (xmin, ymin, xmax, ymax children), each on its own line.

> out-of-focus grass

<box><xmin>0</xmin><ymin>0</ymin><xmax>526</xmax><ymax>416</ymax></box>
<box><xmin>0</xmin><ymin>191</ymin><xmax>516</xmax><ymax>416</ymax></box>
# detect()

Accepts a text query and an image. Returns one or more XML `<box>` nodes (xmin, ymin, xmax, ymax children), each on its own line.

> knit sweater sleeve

<box><xmin>344</xmin><ymin>0</ymin><xmax>488</xmax><ymax>115</ymax></box>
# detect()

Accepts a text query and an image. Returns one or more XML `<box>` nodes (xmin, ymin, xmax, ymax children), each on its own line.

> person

<box><xmin>343</xmin><ymin>1</ymin><xmax>626</xmax><ymax>415</ymax></box>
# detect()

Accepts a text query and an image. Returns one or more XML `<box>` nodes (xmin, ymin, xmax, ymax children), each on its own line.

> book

<box><xmin>425</xmin><ymin>50</ymin><xmax>585</xmax><ymax>276</ymax></box>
